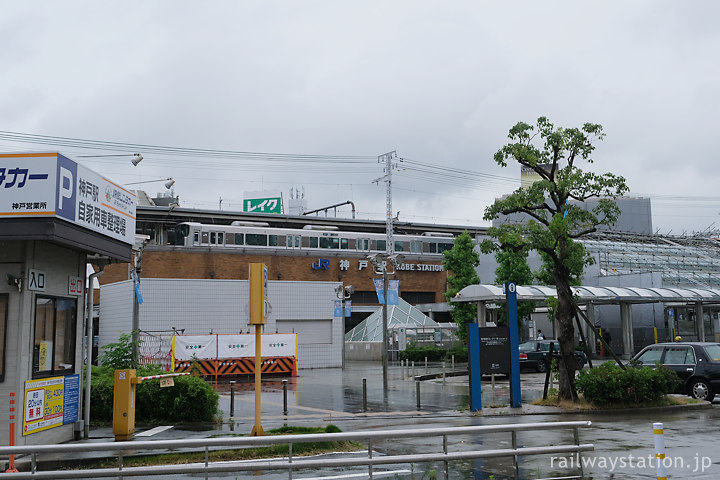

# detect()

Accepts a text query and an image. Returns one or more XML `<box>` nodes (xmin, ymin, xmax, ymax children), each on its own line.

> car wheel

<box><xmin>690</xmin><ymin>379</ymin><xmax>715</xmax><ymax>402</ymax></box>
<box><xmin>537</xmin><ymin>358</ymin><xmax>548</xmax><ymax>373</ymax></box>
<box><xmin>575</xmin><ymin>355</ymin><xmax>586</xmax><ymax>369</ymax></box>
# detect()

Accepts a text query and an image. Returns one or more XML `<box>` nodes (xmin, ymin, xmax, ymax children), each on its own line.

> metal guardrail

<box><xmin>0</xmin><ymin>421</ymin><xmax>593</xmax><ymax>479</ymax></box>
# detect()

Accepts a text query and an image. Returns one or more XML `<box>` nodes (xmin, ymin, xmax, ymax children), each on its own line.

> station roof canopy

<box><xmin>452</xmin><ymin>284</ymin><xmax>720</xmax><ymax>305</ymax></box>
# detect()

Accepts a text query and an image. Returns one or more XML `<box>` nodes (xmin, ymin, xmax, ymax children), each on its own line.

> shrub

<box><xmin>399</xmin><ymin>343</ymin><xmax>445</xmax><ymax>362</ymax></box>
<box><xmin>89</xmin><ymin>364</ymin><xmax>219</xmax><ymax>424</ymax></box>
<box><xmin>575</xmin><ymin>362</ymin><xmax>680</xmax><ymax>406</ymax></box>
<box><xmin>399</xmin><ymin>342</ymin><xmax>468</xmax><ymax>363</ymax></box>
<box><xmin>98</xmin><ymin>332</ymin><xmax>140</xmax><ymax>369</ymax></box>
<box><xmin>445</xmin><ymin>343</ymin><xmax>468</xmax><ymax>362</ymax></box>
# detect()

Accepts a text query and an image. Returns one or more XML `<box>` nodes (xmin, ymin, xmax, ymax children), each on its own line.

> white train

<box><xmin>173</xmin><ymin>221</ymin><xmax>455</xmax><ymax>257</ymax></box>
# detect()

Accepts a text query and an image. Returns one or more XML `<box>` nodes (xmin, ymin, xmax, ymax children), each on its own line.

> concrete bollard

<box><xmin>282</xmin><ymin>379</ymin><xmax>288</xmax><ymax>417</ymax></box>
<box><xmin>411</xmin><ymin>361</ymin><xmax>415</xmax><ymax>378</ymax></box>
<box><xmin>653</xmin><ymin>422</ymin><xmax>667</xmax><ymax>480</ymax></box>
<box><xmin>425</xmin><ymin>357</ymin><xmax>428</xmax><ymax>374</ymax></box>
<box><xmin>415</xmin><ymin>377</ymin><xmax>421</xmax><ymax>410</ymax></box>
<box><xmin>452</xmin><ymin>355</ymin><xmax>455</xmax><ymax>371</ymax></box>
<box><xmin>442</xmin><ymin>361</ymin><xmax>446</xmax><ymax>384</ymax></box>
<box><xmin>406</xmin><ymin>359</ymin><xmax>410</xmax><ymax>378</ymax></box>
<box><xmin>229</xmin><ymin>381</ymin><xmax>236</xmax><ymax>418</ymax></box>
<box><xmin>362</xmin><ymin>378</ymin><xmax>367</xmax><ymax>412</ymax></box>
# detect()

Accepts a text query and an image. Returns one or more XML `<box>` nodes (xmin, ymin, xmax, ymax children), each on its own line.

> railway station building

<box><xmin>93</xmin><ymin>192</ymin><xmax>720</xmax><ymax>368</ymax></box>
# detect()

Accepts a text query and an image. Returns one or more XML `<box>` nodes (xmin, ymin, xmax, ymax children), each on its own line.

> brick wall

<box><xmin>97</xmin><ymin>247</ymin><xmax>449</xmax><ymax>304</ymax></box>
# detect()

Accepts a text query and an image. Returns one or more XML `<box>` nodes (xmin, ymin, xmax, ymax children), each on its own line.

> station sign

<box><xmin>0</xmin><ymin>152</ymin><xmax>136</xmax><ymax>245</ymax></box>
<box><xmin>478</xmin><ymin>327</ymin><xmax>511</xmax><ymax>374</ymax></box>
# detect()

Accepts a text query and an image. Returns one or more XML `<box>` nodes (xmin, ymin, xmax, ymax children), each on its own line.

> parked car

<box><xmin>518</xmin><ymin>340</ymin><xmax>587</xmax><ymax>373</ymax></box>
<box><xmin>630</xmin><ymin>342</ymin><xmax>720</xmax><ymax>401</ymax></box>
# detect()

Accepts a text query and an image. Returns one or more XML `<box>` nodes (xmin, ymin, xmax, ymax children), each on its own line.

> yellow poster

<box><xmin>23</xmin><ymin>376</ymin><xmax>64</xmax><ymax>435</ymax></box>
<box><xmin>38</xmin><ymin>341</ymin><xmax>51</xmax><ymax>371</ymax></box>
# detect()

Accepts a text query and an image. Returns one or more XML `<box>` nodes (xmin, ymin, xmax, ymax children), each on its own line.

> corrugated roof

<box><xmin>452</xmin><ymin>284</ymin><xmax>720</xmax><ymax>305</ymax></box>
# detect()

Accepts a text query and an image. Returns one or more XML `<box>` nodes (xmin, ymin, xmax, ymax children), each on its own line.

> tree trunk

<box><xmin>554</xmin><ymin>267</ymin><xmax>579</xmax><ymax>402</ymax></box>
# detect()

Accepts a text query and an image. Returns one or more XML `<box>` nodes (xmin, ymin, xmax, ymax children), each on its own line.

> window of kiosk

<box><xmin>0</xmin><ymin>294</ymin><xmax>7</xmax><ymax>382</ymax></box>
<box><xmin>33</xmin><ymin>297</ymin><xmax>77</xmax><ymax>378</ymax></box>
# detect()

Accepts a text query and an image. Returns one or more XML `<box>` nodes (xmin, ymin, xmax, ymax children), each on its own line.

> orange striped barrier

<box><xmin>6</xmin><ymin>392</ymin><xmax>18</xmax><ymax>473</ymax></box>
<box><xmin>174</xmin><ymin>357</ymin><xmax>297</xmax><ymax>377</ymax></box>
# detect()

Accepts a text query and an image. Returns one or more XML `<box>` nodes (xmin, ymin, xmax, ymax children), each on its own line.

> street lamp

<box><xmin>368</xmin><ymin>253</ymin><xmax>404</xmax><ymax>393</ymax></box>
<box><xmin>77</xmin><ymin>153</ymin><xmax>143</xmax><ymax>166</ymax></box>
<box><xmin>124</xmin><ymin>178</ymin><xmax>175</xmax><ymax>189</ymax></box>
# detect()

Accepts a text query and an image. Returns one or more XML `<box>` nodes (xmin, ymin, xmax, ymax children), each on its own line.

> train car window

<box><xmin>234</xmin><ymin>233</ymin><xmax>244</xmax><ymax>245</ymax></box>
<box><xmin>357</xmin><ymin>238</ymin><xmax>369</xmax><ymax>251</ymax></box>
<box><xmin>201</xmin><ymin>232</ymin><xmax>209</xmax><ymax>244</ymax></box>
<box><xmin>193</xmin><ymin>232</ymin><xmax>200</xmax><ymax>246</ymax></box>
<box><xmin>341</xmin><ymin>238</ymin><xmax>349</xmax><ymax>249</ymax></box>
<box><xmin>269</xmin><ymin>235</ymin><xmax>278</xmax><ymax>246</ymax></box>
<box><xmin>210</xmin><ymin>232</ymin><xmax>216</xmax><ymax>244</ymax></box>
<box><xmin>376</xmin><ymin>240</ymin><xmax>386</xmax><ymax>251</ymax></box>
<box><xmin>410</xmin><ymin>240</ymin><xmax>423</xmax><ymax>253</ymax></box>
<box><xmin>309</xmin><ymin>237</ymin><xmax>318</xmax><ymax>248</ymax></box>
<box><xmin>320</xmin><ymin>237</ymin><xmax>339</xmax><ymax>249</ymax></box>
<box><xmin>218</xmin><ymin>232</ymin><xmax>224</xmax><ymax>245</ymax></box>
<box><xmin>428</xmin><ymin>242</ymin><xmax>437</xmax><ymax>253</ymax></box>
<box><xmin>246</xmin><ymin>234</ymin><xmax>268</xmax><ymax>246</ymax></box>
<box><xmin>437</xmin><ymin>242</ymin><xmax>453</xmax><ymax>253</ymax></box>
<box><xmin>394</xmin><ymin>241</ymin><xmax>406</xmax><ymax>252</ymax></box>
<box><xmin>286</xmin><ymin>235</ymin><xmax>301</xmax><ymax>248</ymax></box>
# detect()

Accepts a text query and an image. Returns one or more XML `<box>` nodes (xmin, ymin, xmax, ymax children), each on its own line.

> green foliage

<box><xmin>443</xmin><ymin>231</ymin><xmax>480</xmax><ymax>341</ymax></box>
<box><xmin>98</xmin><ymin>331</ymin><xmax>140</xmax><ymax>369</ymax></box>
<box><xmin>575</xmin><ymin>363</ymin><xmax>680</xmax><ymax>406</ymax></box>
<box><xmin>398</xmin><ymin>342</ymin><xmax>467</xmax><ymax>362</ymax></box>
<box><xmin>535</xmin><ymin>242</ymin><xmax>592</xmax><ymax>286</ymax></box>
<box><xmin>399</xmin><ymin>343</ymin><xmax>445</xmax><ymax>362</ymax></box>
<box><xmin>90</xmin><ymin>364</ymin><xmax>219</xmax><ymax>424</ymax></box>
<box><xmin>483</xmin><ymin>117</ymin><xmax>628</xmax><ymax>401</ymax></box>
<box><xmin>483</xmin><ymin>229</ymin><xmax>535</xmax><ymax>325</ymax></box>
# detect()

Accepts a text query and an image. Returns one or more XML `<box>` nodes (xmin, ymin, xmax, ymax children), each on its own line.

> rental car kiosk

<box><xmin>0</xmin><ymin>152</ymin><xmax>133</xmax><ymax>448</ymax></box>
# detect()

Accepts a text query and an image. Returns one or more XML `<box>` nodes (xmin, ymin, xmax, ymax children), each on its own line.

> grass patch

<box><xmin>531</xmin><ymin>394</ymin><xmax>701</xmax><ymax>410</ymax></box>
<box><xmin>65</xmin><ymin>425</ymin><xmax>362</xmax><ymax>470</ymax></box>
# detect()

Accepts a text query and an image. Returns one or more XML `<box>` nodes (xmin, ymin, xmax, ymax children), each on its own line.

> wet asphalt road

<box><xmin>44</xmin><ymin>361</ymin><xmax>720</xmax><ymax>479</ymax></box>
<box><xmin>199</xmin><ymin>362</ymin><xmax>720</xmax><ymax>479</ymax></box>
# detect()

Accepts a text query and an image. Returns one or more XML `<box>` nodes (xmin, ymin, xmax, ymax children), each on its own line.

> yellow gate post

<box><xmin>112</xmin><ymin>371</ymin><xmax>190</xmax><ymax>441</ymax></box>
<box><xmin>249</xmin><ymin>263</ymin><xmax>269</xmax><ymax>436</ymax></box>
<box><xmin>112</xmin><ymin>369</ymin><xmax>137</xmax><ymax>441</ymax></box>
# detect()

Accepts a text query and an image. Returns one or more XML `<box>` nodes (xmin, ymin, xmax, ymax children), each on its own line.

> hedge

<box><xmin>575</xmin><ymin>362</ymin><xmax>680</xmax><ymax>406</ymax></box>
<box><xmin>89</xmin><ymin>365</ymin><xmax>219</xmax><ymax>424</ymax></box>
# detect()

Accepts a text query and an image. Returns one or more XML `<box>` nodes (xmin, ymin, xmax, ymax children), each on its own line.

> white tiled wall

<box><xmin>99</xmin><ymin>279</ymin><xmax>342</xmax><ymax>368</ymax></box>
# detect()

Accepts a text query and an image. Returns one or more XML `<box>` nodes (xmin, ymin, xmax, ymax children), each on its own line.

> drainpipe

<box><xmin>84</xmin><ymin>265</ymin><xmax>105</xmax><ymax>439</ymax></box>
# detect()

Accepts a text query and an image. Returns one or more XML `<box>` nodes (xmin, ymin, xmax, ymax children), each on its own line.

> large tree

<box><xmin>483</xmin><ymin>117</ymin><xmax>628</xmax><ymax>401</ymax></box>
<box><xmin>443</xmin><ymin>231</ymin><xmax>480</xmax><ymax>342</ymax></box>
<box><xmin>481</xmin><ymin>229</ymin><xmax>535</xmax><ymax>328</ymax></box>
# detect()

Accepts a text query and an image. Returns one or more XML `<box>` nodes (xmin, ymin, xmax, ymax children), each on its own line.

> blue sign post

<box><xmin>468</xmin><ymin>323</ymin><xmax>482</xmax><ymax>411</ymax></box>
<box><xmin>506</xmin><ymin>282</ymin><xmax>522</xmax><ymax>408</ymax></box>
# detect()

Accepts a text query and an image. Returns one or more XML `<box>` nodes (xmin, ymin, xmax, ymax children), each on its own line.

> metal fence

<box><xmin>0</xmin><ymin>421</ymin><xmax>593</xmax><ymax>479</ymax></box>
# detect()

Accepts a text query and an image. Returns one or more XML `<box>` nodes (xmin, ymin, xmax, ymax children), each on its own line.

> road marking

<box><xmin>136</xmin><ymin>425</ymin><xmax>173</xmax><ymax>437</ymax></box>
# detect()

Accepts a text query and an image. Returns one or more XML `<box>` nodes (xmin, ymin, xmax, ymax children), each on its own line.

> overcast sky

<box><xmin>2</xmin><ymin>2</ymin><xmax>719</xmax><ymax>235</ymax></box>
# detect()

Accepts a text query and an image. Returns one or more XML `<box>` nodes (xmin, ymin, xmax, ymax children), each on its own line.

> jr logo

<box><xmin>312</xmin><ymin>259</ymin><xmax>330</xmax><ymax>270</ymax></box>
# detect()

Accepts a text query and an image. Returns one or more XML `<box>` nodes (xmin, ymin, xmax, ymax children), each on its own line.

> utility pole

<box><xmin>375</xmin><ymin>151</ymin><xmax>397</xmax><ymax>394</ymax></box>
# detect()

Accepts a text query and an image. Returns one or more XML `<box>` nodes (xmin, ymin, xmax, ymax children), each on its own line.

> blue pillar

<box><xmin>506</xmin><ymin>282</ymin><xmax>521</xmax><ymax>408</ymax></box>
<box><xmin>468</xmin><ymin>323</ymin><xmax>482</xmax><ymax>411</ymax></box>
